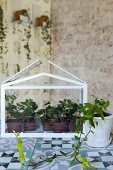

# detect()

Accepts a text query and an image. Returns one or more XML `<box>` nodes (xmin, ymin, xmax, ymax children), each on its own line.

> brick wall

<box><xmin>51</xmin><ymin>0</ymin><xmax>113</xmax><ymax>111</ymax></box>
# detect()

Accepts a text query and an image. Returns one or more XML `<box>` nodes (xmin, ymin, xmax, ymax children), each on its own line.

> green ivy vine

<box><xmin>14</xmin><ymin>127</ymin><xmax>95</xmax><ymax>170</ymax></box>
<box><xmin>14</xmin><ymin>97</ymin><xmax>110</xmax><ymax>170</ymax></box>
<box><xmin>23</xmin><ymin>24</ymin><xmax>31</xmax><ymax>62</ymax></box>
<box><xmin>41</xmin><ymin>19</ymin><xmax>52</xmax><ymax>45</ymax></box>
<box><xmin>0</xmin><ymin>6</ymin><xmax>8</xmax><ymax>58</ymax></box>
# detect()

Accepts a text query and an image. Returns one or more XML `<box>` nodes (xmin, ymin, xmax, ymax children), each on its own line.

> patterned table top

<box><xmin>0</xmin><ymin>137</ymin><xmax>113</xmax><ymax>170</ymax></box>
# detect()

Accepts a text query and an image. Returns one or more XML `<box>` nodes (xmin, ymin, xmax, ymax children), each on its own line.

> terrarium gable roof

<box><xmin>48</xmin><ymin>60</ymin><xmax>86</xmax><ymax>83</ymax></box>
<box><xmin>3</xmin><ymin>72</ymin><xmax>85</xmax><ymax>87</ymax></box>
<box><xmin>2</xmin><ymin>59</ymin><xmax>87</xmax><ymax>87</ymax></box>
<box><xmin>2</xmin><ymin>59</ymin><xmax>42</xmax><ymax>85</ymax></box>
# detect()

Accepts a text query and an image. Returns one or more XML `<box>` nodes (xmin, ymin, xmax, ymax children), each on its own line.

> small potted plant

<box><xmin>14</xmin><ymin>99</ymin><xmax>98</xmax><ymax>170</ymax></box>
<box><xmin>80</xmin><ymin>97</ymin><xmax>113</xmax><ymax>147</ymax></box>
<box><xmin>17</xmin><ymin>99</ymin><xmax>38</xmax><ymax>131</ymax></box>
<box><xmin>51</xmin><ymin>104</ymin><xmax>67</xmax><ymax>133</ymax></box>
<box><xmin>15</xmin><ymin>97</ymin><xmax>113</xmax><ymax>170</ymax></box>
<box><xmin>37</xmin><ymin>102</ymin><xmax>54</xmax><ymax>131</ymax></box>
<box><xmin>35</xmin><ymin>15</ymin><xmax>49</xmax><ymax>27</ymax></box>
<box><xmin>14</xmin><ymin>9</ymin><xmax>30</xmax><ymax>23</ymax></box>
<box><xmin>5</xmin><ymin>94</ymin><xmax>24</xmax><ymax>133</ymax></box>
<box><xmin>62</xmin><ymin>99</ymin><xmax>79</xmax><ymax>132</ymax></box>
<box><xmin>52</xmin><ymin>99</ymin><xmax>78</xmax><ymax>133</ymax></box>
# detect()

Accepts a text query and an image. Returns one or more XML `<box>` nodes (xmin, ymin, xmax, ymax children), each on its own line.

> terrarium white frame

<box><xmin>1</xmin><ymin>59</ymin><xmax>87</xmax><ymax>138</ymax></box>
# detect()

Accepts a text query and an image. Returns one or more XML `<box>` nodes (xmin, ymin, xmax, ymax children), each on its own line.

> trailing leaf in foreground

<box><xmin>14</xmin><ymin>97</ymin><xmax>109</xmax><ymax>170</ymax></box>
<box><xmin>14</xmin><ymin>127</ymin><xmax>95</xmax><ymax>170</ymax></box>
<box><xmin>14</xmin><ymin>131</ymin><xmax>28</xmax><ymax>170</ymax></box>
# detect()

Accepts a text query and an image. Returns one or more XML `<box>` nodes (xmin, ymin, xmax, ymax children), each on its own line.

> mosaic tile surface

<box><xmin>0</xmin><ymin>137</ymin><xmax>37</xmax><ymax>151</ymax></box>
<box><xmin>0</xmin><ymin>136</ymin><xmax>37</xmax><ymax>169</ymax></box>
<box><xmin>0</xmin><ymin>136</ymin><xmax>113</xmax><ymax>169</ymax></box>
<box><xmin>0</xmin><ymin>149</ymin><xmax>32</xmax><ymax>170</ymax></box>
<box><xmin>30</xmin><ymin>138</ymin><xmax>113</xmax><ymax>170</ymax></box>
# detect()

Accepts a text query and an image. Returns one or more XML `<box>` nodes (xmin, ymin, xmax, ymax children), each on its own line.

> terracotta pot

<box><xmin>35</xmin><ymin>15</ymin><xmax>49</xmax><ymax>26</ymax></box>
<box><xmin>70</xmin><ymin>116</ymin><xmax>82</xmax><ymax>132</ymax></box>
<box><xmin>6</xmin><ymin>119</ymin><xmax>23</xmax><ymax>133</ymax></box>
<box><xmin>14</xmin><ymin>9</ymin><xmax>27</xmax><ymax>20</ymax></box>
<box><xmin>42</xmin><ymin>122</ymin><xmax>52</xmax><ymax>131</ymax></box>
<box><xmin>52</xmin><ymin>122</ymin><xmax>67</xmax><ymax>133</ymax></box>
<box><xmin>24</xmin><ymin>118</ymin><xmax>37</xmax><ymax>131</ymax></box>
<box><xmin>36</xmin><ymin>17</ymin><xmax>44</xmax><ymax>26</ymax></box>
<box><xmin>70</xmin><ymin>121</ymin><xmax>76</xmax><ymax>132</ymax></box>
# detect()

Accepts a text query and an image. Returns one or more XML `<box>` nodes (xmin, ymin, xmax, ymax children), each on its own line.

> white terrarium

<box><xmin>1</xmin><ymin>59</ymin><xmax>87</xmax><ymax>138</ymax></box>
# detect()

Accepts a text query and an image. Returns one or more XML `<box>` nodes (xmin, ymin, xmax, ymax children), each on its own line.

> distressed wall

<box><xmin>51</xmin><ymin>0</ymin><xmax>113</xmax><ymax>111</ymax></box>
<box><xmin>1</xmin><ymin>0</ymin><xmax>113</xmax><ymax>111</ymax></box>
<box><xmin>0</xmin><ymin>0</ymin><xmax>51</xmax><ymax>107</ymax></box>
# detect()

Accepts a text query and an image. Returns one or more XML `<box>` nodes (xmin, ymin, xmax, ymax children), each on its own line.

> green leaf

<box><xmin>60</xmin><ymin>151</ymin><xmax>67</xmax><ymax>156</ymax></box>
<box><xmin>70</xmin><ymin>158</ymin><xmax>76</xmax><ymax>166</ymax></box>
<box><xmin>72</xmin><ymin>144</ymin><xmax>75</xmax><ymax>148</ymax></box>
<box><xmin>89</xmin><ymin>167</ymin><xmax>97</xmax><ymax>170</ymax></box>
<box><xmin>75</xmin><ymin>127</ymin><xmax>81</xmax><ymax>133</ymax></box>
<box><xmin>74</xmin><ymin>135</ymin><xmax>80</xmax><ymax>141</ymax></box>
<box><xmin>14</xmin><ymin>132</ymin><xmax>27</xmax><ymax>167</ymax></box>
<box><xmin>45</xmin><ymin>157</ymin><xmax>53</xmax><ymax>163</ymax></box>
<box><xmin>17</xmin><ymin>143</ymin><xmax>23</xmax><ymax>150</ymax></box>
<box><xmin>19</xmin><ymin>151</ymin><xmax>25</xmax><ymax>160</ymax></box>
<box><xmin>91</xmin><ymin>130</ymin><xmax>94</xmax><ymax>134</ymax></box>
<box><xmin>85</xmin><ymin>103</ymin><xmax>93</xmax><ymax>108</ymax></box>
<box><xmin>79</xmin><ymin>157</ymin><xmax>89</xmax><ymax>162</ymax></box>
<box><xmin>73</xmin><ymin>151</ymin><xmax>79</xmax><ymax>157</ymax></box>
<box><xmin>79</xmin><ymin>157</ymin><xmax>91</xmax><ymax>168</ymax></box>
<box><xmin>53</xmin><ymin>154</ymin><xmax>57</xmax><ymax>159</ymax></box>
<box><xmin>99</xmin><ymin>112</ymin><xmax>104</xmax><ymax>120</ymax></box>
<box><xmin>95</xmin><ymin>121</ymin><xmax>98</xmax><ymax>126</ymax></box>
<box><xmin>45</xmin><ymin>154</ymin><xmax>56</xmax><ymax>163</ymax></box>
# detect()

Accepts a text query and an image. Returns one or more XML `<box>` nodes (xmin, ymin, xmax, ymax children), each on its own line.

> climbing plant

<box><xmin>41</xmin><ymin>19</ymin><xmax>52</xmax><ymax>45</ymax></box>
<box><xmin>0</xmin><ymin>6</ymin><xmax>8</xmax><ymax>58</ymax></box>
<box><xmin>23</xmin><ymin>23</ymin><xmax>32</xmax><ymax>62</ymax></box>
<box><xmin>14</xmin><ymin>123</ymin><xmax>95</xmax><ymax>170</ymax></box>
<box><xmin>14</xmin><ymin>96</ymin><xmax>110</xmax><ymax>170</ymax></box>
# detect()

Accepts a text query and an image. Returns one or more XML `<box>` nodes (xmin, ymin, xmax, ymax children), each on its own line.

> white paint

<box><xmin>85</xmin><ymin>113</ymin><xmax>113</xmax><ymax>147</ymax></box>
<box><xmin>1</xmin><ymin>132</ymin><xmax>84</xmax><ymax>138</ymax></box>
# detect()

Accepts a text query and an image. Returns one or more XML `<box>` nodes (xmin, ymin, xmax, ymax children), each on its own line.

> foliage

<box><xmin>41</xmin><ymin>19</ymin><xmax>52</xmax><ymax>45</ymax></box>
<box><xmin>65</xmin><ymin>97</ymin><xmax>110</xmax><ymax>168</ymax></box>
<box><xmin>23</xmin><ymin>24</ymin><xmax>32</xmax><ymax>61</ymax></box>
<box><xmin>5</xmin><ymin>94</ymin><xmax>38</xmax><ymax>121</ymax></box>
<box><xmin>13</xmin><ymin>9</ymin><xmax>31</xmax><ymax>61</ymax></box>
<box><xmin>37</xmin><ymin>99</ymin><xmax>78</xmax><ymax>123</ymax></box>
<box><xmin>5</xmin><ymin>93</ymin><xmax>24</xmax><ymax>120</ymax></box>
<box><xmin>0</xmin><ymin>6</ymin><xmax>8</xmax><ymax>58</ymax></box>
<box><xmin>0</xmin><ymin>6</ymin><xmax>6</xmax><ymax>42</ymax></box>
<box><xmin>20</xmin><ymin>9</ymin><xmax>29</xmax><ymax>17</ymax></box>
<box><xmin>14</xmin><ymin>131</ymin><xmax>57</xmax><ymax>169</ymax></box>
<box><xmin>79</xmin><ymin>97</ymin><xmax>110</xmax><ymax>128</ymax></box>
<box><xmin>56</xmin><ymin>99</ymin><xmax>79</xmax><ymax>121</ymax></box>
<box><xmin>14</xmin><ymin>132</ymin><xmax>28</xmax><ymax>170</ymax></box>
<box><xmin>17</xmin><ymin>99</ymin><xmax>38</xmax><ymax>120</ymax></box>
<box><xmin>5</xmin><ymin>93</ymin><xmax>17</xmax><ymax>105</ymax></box>
<box><xmin>14</xmin><ymin>97</ymin><xmax>110</xmax><ymax>170</ymax></box>
<box><xmin>37</xmin><ymin>101</ymin><xmax>54</xmax><ymax>123</ymax></box>
<box><xmin>15</xmin><ymin>64</ymin><xmax>20</xmax><ymax>73</ymax></box>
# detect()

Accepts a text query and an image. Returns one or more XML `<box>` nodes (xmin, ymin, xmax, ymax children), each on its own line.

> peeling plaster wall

<box><xmin>0</xmin><ymin>0</ymin><xmax>51</xmax><ymax>111</ymax></box>
<box><xmin>0</xmin><ymin>0</ymin><xmax>51</xmax><ymax>77</ymax></box>
<box><xmin>1</xmin><ymin>0</ymin><xmax>113</xmax><ymax>112</ymax></box>
<box><xmin>51</xmin><ymin>0</ymin><xmax>113</xmax><ymax>111</ymax></box>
